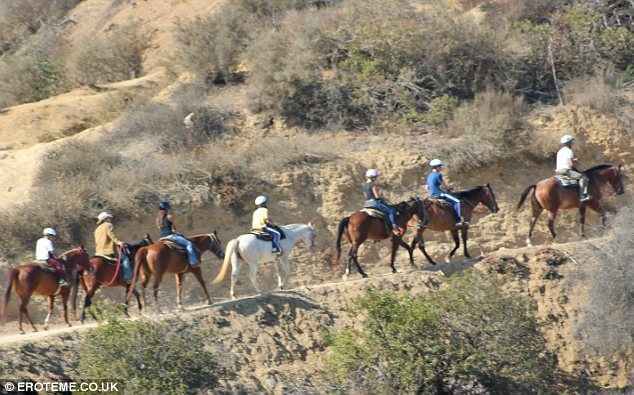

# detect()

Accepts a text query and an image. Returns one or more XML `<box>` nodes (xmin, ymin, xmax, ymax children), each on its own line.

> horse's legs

<box><xmin>130</xmin><ymin>287</ymin><xmax>142</xmax><ymax>312</ymax></box>
<box><xmin>19</xmin><ymin>296</ymin><xmax>37</xmax><ymax>333</ymax></box>
<box><xmin>579</xmin><ymin>204</ymin><xmax>587</xmax><ymax>238</ymax></box>
<box><xmin>587</xmin><ymin>200</ymin><xmax>607</xmax><ymax>228</ymax></box>
<box><xmin>175</xmin><ymin>273</ymin><xmax>184</xmax><ymax>310</ymax></box>
<box><xmin>61</xmin><ymin>288</ymin><xmax>71</xmax><ymax>327</ymax></box>
<box><xmin>447</xmin><ymin>230</ymin><xmax>460</xmax><ymax>263</ymax></box>
<box><xmin>191</xmin><ymin>268</ymin><xmax>212</xmax><ymax>305</ymax></box>
<box><xmin>416</xmin><ymin>230</ymin><xmax>437</xmax><ymax>266</ymax></box>
<box><xmin>152</xmin><ymin>271</ymin><xmax>165</xmax><ymax>313</ymax></box>
<box><xmin>44</xmin><ymin>295</ymin><xmax>54</xmax><ymax>330</ymax></box>
<box><xmin>349</xmin><ymin>243</ymin><xmax>367</xmax><ymax>278</ymax></box>
<box><xmin>398</xmin><ymin>237</ymin><xmax>415</xmax><ymax>267</ymax></box>
<box><xmin>461</xmin><ymin>227</ymin><xmax>471</xmax><ymax>259</ymax></box>
<box><xmin>547</xmin><ymin>210</ymin><xmax>558</xmax><ymax>240</ymax></box>
<box><xmin>527</xmin><ymin>202</ymin><xmax>543</xmax><ymax>247</ymax></box>
<box><xmin>230</xmin><ymin>255</ymin><xmax>241</xmax><ymax>300</ymax></box>
<box><xmin>247</xmin><ymin>261</ymin><xmax>261</xmax><ymax>295</ymax></box>
<box><xmin>81</xmin><ymin>284</ymin><xmax>99</xmax><ymax>323</ymax></box>
<box><xmin>278</xmin><ymin>257</ymin><xmax>290</xmax><ymax>290</ymax></box>
<box><xmin>389</xmin><ymin>237</ymin><xmax>400</xmax><ymax>274</ymax></box>
<box><xmin>140</xmin><ymin>271</ymin><xmax>151</xmax><ymax>311</ymax></box>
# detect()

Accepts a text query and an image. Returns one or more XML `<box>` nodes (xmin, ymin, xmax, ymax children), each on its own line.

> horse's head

<box><xmin>143</xmin><ymin>233</ymin><xmax>154</xmax><ymax>245</ymax></box>
<box><xmin>482</xmin><ymin>183</ymin><xmax>500</xmax><ymax>213</ymax></box>
<box><xmin>612</xmin><ymin>164</ymin><xmax>625</xmax><ymax>195</ymax></box>
<box><xmin>303</xmin><ymin>223</ymin><xmax>317</xmax><ymax>252</ymax></box>
<box><xmin>204</xmin><ymin>231</ymin><xmax>224</xmax><ymax>259</ymax></box>
<box><xmin>62</xmin><ymin>245</ymin><xmax>91</xmax><ymax>272</ymax></box>
<box><xmin>406</xmin><ymin>197</ymin><xmax>427</xmax><ymax>222</ymax></box>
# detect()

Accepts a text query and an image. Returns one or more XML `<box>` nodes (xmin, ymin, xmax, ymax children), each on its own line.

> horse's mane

<box><xmin>454</xmin><ymin>186</ymin><xmax>485</xmax><ymax>199</ymax></box>
<box><xmin>584</xmin><ymin>164</ymin><xmax>614</xmax><ymax>174</ymax></box>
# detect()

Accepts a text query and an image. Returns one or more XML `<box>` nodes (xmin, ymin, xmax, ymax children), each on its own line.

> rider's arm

<box><xmin>168</xmin><ymin>214</ymin><xmax>177</xmax><ymax>232</ymax></box>
<box><xmin>106</xmin><ymin>223</ymin><xmax>123</xmax><ymax>246</ymax></box>
<box><xmin>372</xmin><ymin>184</ymin><xmax>382</xmax><ymax>199</ymax></box>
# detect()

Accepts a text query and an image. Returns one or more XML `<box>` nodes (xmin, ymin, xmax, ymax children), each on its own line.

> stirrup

<box><xmin>580</xmin><ymin>195</ymin><xmax>591</xmax><ymax>202</ymax></box>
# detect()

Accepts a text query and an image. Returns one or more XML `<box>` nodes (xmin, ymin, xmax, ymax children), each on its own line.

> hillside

<box><xmin>0</xmin><ymin>0</ymin><xmax>632</xmax><ymax>392</ymax></box>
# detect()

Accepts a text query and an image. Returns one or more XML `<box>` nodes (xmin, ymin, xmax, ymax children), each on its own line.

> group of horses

<box><xmin>0</xmin><ymin>164</ymin><xmax>625</xmax><ymax>333</ymax></box>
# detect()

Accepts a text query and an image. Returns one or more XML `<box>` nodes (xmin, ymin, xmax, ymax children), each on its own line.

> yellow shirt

<box><xmin>94</xmin><ymin>222</ymin><xmax>121</xmax><ymax>256</ymax></box>
<box><xmin>252</xmin><ymin>207</ymin><xmax>269</xmax><ymax>230</ymax></box>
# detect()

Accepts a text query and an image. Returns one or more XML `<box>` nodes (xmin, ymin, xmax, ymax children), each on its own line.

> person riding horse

<box><xmin>94</xmin><ymin>211</ymin><xmax>134</xmax><ymax>281</ymax></box>
<box><xmin>556</xmin><ymin>134</ymin><xmax>590</xmax><ymax>202</ymax></box>
<box><xmin>156</xmin><ymin>201</ymin><xmax>200</xmax><ymax>267</ymax></box>
<box><xmin>252</xmin><ymin>195</ymin><xmax>283</xmax><ymax>255</ymax></box>
<box><xmin>35</xmin><ymin>228</ymin><xmax>68</xmax><ymax>287</ymax></box>
<box><xmin>426</xmin><ymin>159</ymin><xmax>467</xmax><ymax>227</ymax></box>
<box><xmin>362</xmin><ymin>169</ymin><xmax>404</xmax><ymax>236</ymax></box>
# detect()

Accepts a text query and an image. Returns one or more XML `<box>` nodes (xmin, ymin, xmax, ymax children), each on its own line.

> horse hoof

<box><xmin>361</xmin><ymin>274</ymin><xmax>368</xmax><ymax>279</ymax></box>
<box><xmin>342</xmin><ymin>274</ymin><xmax>348</xmax><ymax>281</ymax></box>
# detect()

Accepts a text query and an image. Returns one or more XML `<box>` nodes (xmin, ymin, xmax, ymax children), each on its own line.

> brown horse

<box><xmin>334</xmin><ymin>197</ymin><xmax>427</xmax><ymax>278</ymax></box>
<box><xmin>74</xmin><ymin>234</ymin><xmax>153</xmax><ymax>323</ymax></box>
<box><xmin>1</xmin><ymin>247</ymin><xmax>89</xmax><ymax>333</ymax></box>
<box><xmin>517</xmin><ymin>164</ymin><xmax>625</xmax><ymax>246</ymax></box>
<box><xmin>127</xmin><ymin>232</ymin><xmax>224</xmax><ymax>311</ymax></box>
<box><xmin>410</xmin><ymin>184</ymin><xmax>499</xmax><ymax>265</ymax></box>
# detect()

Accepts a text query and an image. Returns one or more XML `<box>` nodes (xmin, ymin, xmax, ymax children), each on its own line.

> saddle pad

<box><xmin>361</xmin><ymin>208</ymin><xmax>386</xmax><ymax>219</ymax></box>
<box><xmin>94</xmin><ymin>254</ymin><xmax>117</xmax><ymax>263</ymax></box>
<box><xmin>555</xmin><ymin>175</ymin><xmax>579</xmax><ymax>187</ymax></box>
<box><xmin>159</xmin><ymin>239</ymin><xmax>187</xmax><ymax>252</ymax></box>
<box><xmin>251</xmin><ymin>231</ymin><xmax>273</xmax><ymax>241</ymax></box>
<box><xmin>426</xmin><ymin>198</ymin><xmax>452</xmax><ymax>208</ymax></box>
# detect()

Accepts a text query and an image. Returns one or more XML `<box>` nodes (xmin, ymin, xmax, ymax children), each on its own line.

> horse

<box><xmin>409</xmin><ymin>184</ymin><xmax>499</xmax><ymax>265</ymax></box>
<box><xmin>334</xmin><ymin>197</ymin><xmax>427</xmax><ymax>279</ymax></box>
<box><xmin>211</xmin><ymin>223</ymin><xmax>316</xmax><ymax>299</ymax></box>
<box><xmin>127</xmin><ymin>232</ymin><xmax>224</xmax><ymax>311</ymax></box>
<box><xmin>1</xmin><ymin>247</ymin><xmax>89</xmax><ymax>333</ymax></box>
<box><xmin>74</xmin><ymin>234</ymin><xmax>153</xmax><ymax>323</ymax></box>
<box><xmin>517</xmin><ymin>164</ymin><xmax>625</xmax><ymax>246</ymax></box>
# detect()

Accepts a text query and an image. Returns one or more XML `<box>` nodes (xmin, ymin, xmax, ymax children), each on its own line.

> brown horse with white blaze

<box><xmin>517</xmin><ymin>164</ymin><xmax>625</xmax><ymax>246</ymax></box>
<box><xmin>410</xmin><ymin>184</ymin><xmax>499</xmax><ymax>265</ymax></box>
<box><xmin>1</xmin><ymin>247</ymin><xmax>89</xmax><ymax>333</ymax></box>
<box><xmin>127</xmin><ymin>232</ymin><xmax>224</xmax><ymax>311</ymax></box>
<box><xmin>334</xmin><ymin>197</ymin><xmax>427</xmax><ymax>278</ymax></box>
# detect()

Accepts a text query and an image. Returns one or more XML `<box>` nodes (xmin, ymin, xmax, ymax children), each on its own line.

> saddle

<box><xmin>361</xmin><ymin>207</ymin><xmax>386</xmax><ymax>219</ymax></box>
<box><xmin>160</xmin><ymin>239</ymin><xmax>187</xmax><ymax>252</ymax></box>
<box><xmin>554</xmin><ymin>175</ymin><xmax>579</xmax><ymax>188</ymax></box>
<box><xmin>250</xmin><ymin>227</ymin><xmax>287</xmax><ymax>241</ymax></box>
<box><xmin>425</xmin><ymin>198</ymin><xmax>452</xmax><ymax>209</ymax></box>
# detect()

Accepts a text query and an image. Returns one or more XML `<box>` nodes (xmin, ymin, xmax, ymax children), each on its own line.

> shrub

<box><xmin>70</xmin><ymin>22</ymin><xmax>150</xmax><ymax>85</ymax></box>
<box><xmin>326</xmin><ymin>270</ymin><xmax>558</xmax><ymax>393</ymax></box>
<box><xmin>576</xmin><ymin>206</ymin><xmax>634</xmax><ymax>356</ymax></box>
<box><xmin>79</xmin><ymin>317</ymin><xmax>219</xmax><ymax>393</ymax></box>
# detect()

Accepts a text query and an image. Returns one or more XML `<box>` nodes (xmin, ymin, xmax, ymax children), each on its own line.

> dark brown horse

<box><xmin>334</xmin><ymin>197</ymin><xmax>427</xmax><ymax>279</ymax></box>
<box><xmin>517</xmin><ymin>164</ymin><xmax>625</xmax><ymax>246</ymax></box>
<box><xmin>74</xmin><ymin>234</ymin><xmax>153</xmax><ymax>323</ymax></box>
<box><xmin>127</xmin><ymin>232</ymin><xmax>224</xmax><ymax>311</ymax></box>
<box><xmin>1</xmin><ymin>247</ymin><xmax>89</xmax><ymax>333</ymax></box>
<box><xmin>410</xmin><ymin>184</ymin><xmax>499</xmax><ymax>265</ymax></box>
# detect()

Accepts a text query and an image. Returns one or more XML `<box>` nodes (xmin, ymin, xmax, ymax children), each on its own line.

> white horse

<box><xmin>212</xmin><ymin>223</ymin><xmax>316</xmax><ymax>299</ymax></box>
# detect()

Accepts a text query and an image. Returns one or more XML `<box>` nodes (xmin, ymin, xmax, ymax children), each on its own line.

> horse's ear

<box><xmin>213</xmin><ymin>230</ymin><xmax>218</xmax><ymax>236</ymax></box>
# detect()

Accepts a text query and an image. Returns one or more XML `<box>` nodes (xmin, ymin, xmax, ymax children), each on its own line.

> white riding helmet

<box><xmin>560</xmin><ymin>135</ymin><xmax>575</xmax><ymax>144</ymax></box>
<box><xmin>184</xmin><ymin>112</ymin><xmax>195</xmax><ymax>128</ymax></box>
<box><xmin>254</xmin><ymin>195</ymin><xmax>268</xmax><ymax>206</ymax></box>
<box><xmin>365</xmin><ymin>169</ymin><xmax>380</xmax><ymax>178</ymax></box>
<box><xmin>43</xmin><ymin>228</ymin><xmax>57</xmax><ymax>237</ymax></box>
<box><xmin>97</xmin><ymin>211</ymin><xmax>113</xmax><ymax>223</ymax></box>
<box><xmin>429</xmin><ymin>159</ymin><xmax>444</xmax><ymax>168</ymax></box>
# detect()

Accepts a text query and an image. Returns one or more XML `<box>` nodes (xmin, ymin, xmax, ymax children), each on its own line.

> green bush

<box><xmin>326</xmin><ymin>270</ymin><xmax>558</xmax><ymax>393</ymax></box>
<box><xmin>79</xmin><ymin>317</ymin><xmax>219</xmax><ymax>394</ymax></box>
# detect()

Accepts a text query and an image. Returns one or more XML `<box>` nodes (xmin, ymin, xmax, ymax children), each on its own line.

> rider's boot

<box><xmin>392</xmin><ymin>226</ymin><xmax>404</xmax><ymax>236</ymax></box>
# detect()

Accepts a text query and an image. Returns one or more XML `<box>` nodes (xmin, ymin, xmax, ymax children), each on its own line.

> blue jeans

<box><xmin>164</xmin><ymin>234</ymin><xmax>200</xmax><ymax>266</ymax></box>
<box><xmin>369</xmin><ymin>199</ymin><xmax>398</xmax><ymax>228</ymax></box>
<box><xmin>435</xmin><ymin>193</ymin><xmax>461</xmax><ymax>220</ymax></box>
<box><xmin>120</xmin><ymin>248</ymin><xmax>133</xmax><ymax>282</ymax></box>
<box><xmin>264</xmin><ymin>226</ymin><xmax>282</xmax><ymax>252</ymax></box>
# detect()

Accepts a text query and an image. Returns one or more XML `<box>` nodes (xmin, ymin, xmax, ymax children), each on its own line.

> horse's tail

<box><xmin>126</xmin><ymin>247</ymin><xmax>147</xmax><ymax>302</ymax></box>
<box><xmin>517</xmin><ymin>185</ymin><xmax>536</xmax><ymax>210</ymax></box>
<box><xmin>334</xmin><ymin>216</ymin><xmax>350</xmax><ymax>267</ymax></box>
<box><xmin>212</xmin><ymin>238</ymin><xmax>238</xmax><ymax>285</ymax></box>
<box><xmin>1</xmin><ymin>268</ymin><xmax>18</xmax><ymax>324</ymax></box>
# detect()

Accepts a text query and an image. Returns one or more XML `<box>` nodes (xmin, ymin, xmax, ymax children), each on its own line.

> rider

<box><xmin>556</xmin><ymin>134</ymin><xmax>590</xmax><ymax>202</ymax></box>
<box><xmin>94</xmin><ymin>211</ymin><xmax>125</xmax><ymax>263</ymax></box>
<box><xmin>426</xmin><ymin>159</ymin><xmax>467</xmax><ymax>227</ymax></box>
<box><xmin>363</xmin><ymin>169</ymin><xmax>404</xmax><ymax>236</ymax></box>
<box><xmin>157</xmin><ymin>201</ymin><xmax>200</xmax><ymax>267</ymax></box>
<box><xmin>35</xmin><ymin>228</ymin><xmax>68</xmax><ymax>287</ymax></box>
<box><xmin>252</xmin><ymin>195</ymin><xmax>282</xmax><ymax>255</ymax></box>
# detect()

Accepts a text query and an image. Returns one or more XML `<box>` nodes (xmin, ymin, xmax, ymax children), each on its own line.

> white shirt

<box><xmin>556</xmin><ymin>146</ymin><xmax>574</xmax><ymax>171</ymax></box>
<box><xmin>35</xmin><ymin>237</ymin><xmax>54</xmax><ymax>261</ymax></box>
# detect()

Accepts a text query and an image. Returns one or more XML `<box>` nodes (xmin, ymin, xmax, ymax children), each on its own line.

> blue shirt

<box><xmin>426</xmin><ymin>172</ymin><xmax>444</xmax><ymax>197</ymax></box>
